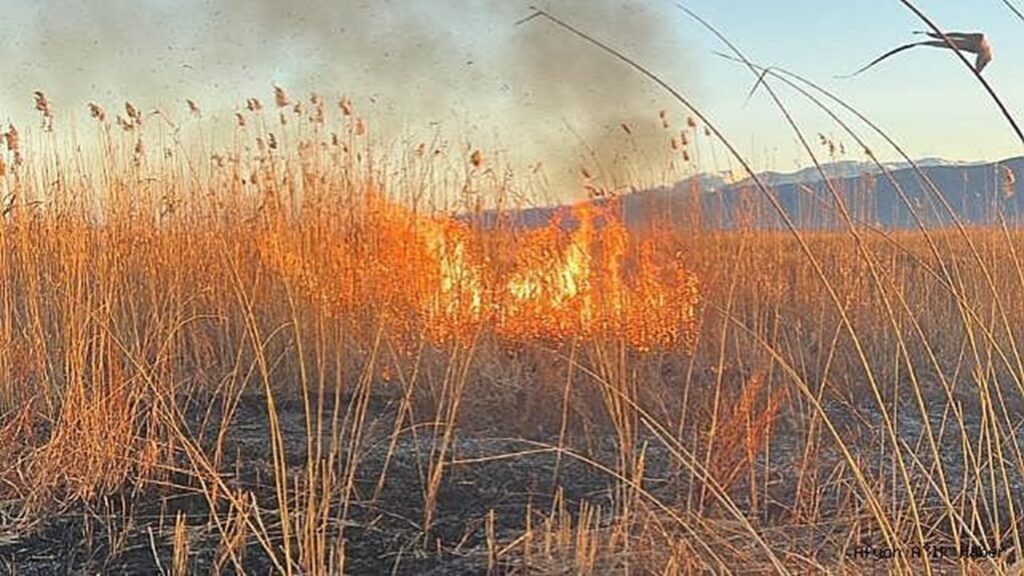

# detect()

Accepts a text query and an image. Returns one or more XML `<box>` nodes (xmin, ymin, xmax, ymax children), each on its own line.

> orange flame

<box><xmin>260</xmin><ymin>193</ymin><xmax>700</xmax><ymax>350</ymax></box>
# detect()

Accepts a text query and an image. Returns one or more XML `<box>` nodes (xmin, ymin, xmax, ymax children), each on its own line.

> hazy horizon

<box><xmin>4</xmin><ymin>1</ymin><xmax>1022</xmax><ymax>201</ymax></box>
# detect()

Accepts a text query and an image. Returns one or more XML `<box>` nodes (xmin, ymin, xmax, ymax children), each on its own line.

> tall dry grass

<box><xmin>0</xmin><ymin>6</ymin><xmax>1022</xmax><ymax>573</ymax></box>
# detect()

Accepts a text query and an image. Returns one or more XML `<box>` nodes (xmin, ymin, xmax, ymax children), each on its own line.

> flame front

<box><xmin>261</xmin><ymin>193</ymin><xmax>700</xmax><ymax>350</ymax></box>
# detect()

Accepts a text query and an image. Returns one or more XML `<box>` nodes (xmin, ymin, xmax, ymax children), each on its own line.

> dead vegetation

<box><xmin>1</xmin><ymin>11</ymin><xmax>1024</xmax><ymax>569</ymax></box>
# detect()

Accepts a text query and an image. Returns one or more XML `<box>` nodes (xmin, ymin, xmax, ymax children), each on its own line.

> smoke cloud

<box><xmin>2</xmin><ymin>0</ymin><xmax>699</xmax><ymax>199</ymax></box>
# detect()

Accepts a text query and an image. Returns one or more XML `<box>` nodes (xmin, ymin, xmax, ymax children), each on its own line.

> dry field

<box><xmin>1</xmin><ymin>58</ymin><xmax>1024</xmax><ymax>576</ymax></box>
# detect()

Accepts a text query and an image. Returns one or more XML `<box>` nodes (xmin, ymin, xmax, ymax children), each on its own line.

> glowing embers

<box><xmin>261</xmin><ymin>194</ymin><xmax>700</xmax><ymax>350</ymax></box>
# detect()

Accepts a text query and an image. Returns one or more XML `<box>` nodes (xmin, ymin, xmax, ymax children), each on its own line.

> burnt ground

<box><xmin>2</xmin><ymin>380</ymin><xmax>1024</xmax><ymax>574</ymax></box>
<box><xmin>0</xmin><ymin>390</ymin><xmax>638</xmax><ymax>575</ymax></box>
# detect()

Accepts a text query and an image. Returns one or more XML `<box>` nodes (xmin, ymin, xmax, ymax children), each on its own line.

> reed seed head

<box><xmin>274</xmin><ymin>85</ymin><xmax>290</xmax><ymax>108</ymax></box>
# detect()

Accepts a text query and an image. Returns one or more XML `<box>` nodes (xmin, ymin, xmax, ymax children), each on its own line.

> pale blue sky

<box><xmin>2</xmin><ymin>1</ymin><xmax>1022</xmax><ymax>198</ymax></box>
<box><xmin>691</xmin><ymin>1</ymin><xmax>1024</xmax><ymax>170</ymax></box>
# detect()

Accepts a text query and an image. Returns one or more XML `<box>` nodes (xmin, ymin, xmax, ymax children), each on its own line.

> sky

<box><xmin>2</xmin><ymin>0</ymin><xmax>1023</xmax><ymax>202</ymax></box>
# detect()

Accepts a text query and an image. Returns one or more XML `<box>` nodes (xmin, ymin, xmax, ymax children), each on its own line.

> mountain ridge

<box><xmin>466</xmin><ymin>156</ymin><xmax>1023</xmax><ymax>230</ymax></box>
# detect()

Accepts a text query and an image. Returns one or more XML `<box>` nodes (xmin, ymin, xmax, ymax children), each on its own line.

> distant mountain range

<box><xmin>467</xmin><ymin>157</ymin><xmax>1024</xmax><ymax>230</ymax></box>
<box><xmin>741</xmin><ymin>158</ymin><xmax>986</xmax><ymax>188</ymax></box>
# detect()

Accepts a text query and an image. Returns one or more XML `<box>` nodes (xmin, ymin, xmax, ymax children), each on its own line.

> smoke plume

<box><xmin>3</xmin><ymin>0</ymin><xmax>699</xmax><ymax>199</ymax></box>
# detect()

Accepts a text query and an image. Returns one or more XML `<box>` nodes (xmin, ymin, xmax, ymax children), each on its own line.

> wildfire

<box><xmin>260</xmin><ymin>192</ymin><xmax>700</xmax><ymax>350</ymax></box>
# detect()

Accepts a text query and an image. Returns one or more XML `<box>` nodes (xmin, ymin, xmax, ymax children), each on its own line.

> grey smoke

<box><xmin>2</xmin><ymin>0</ymin><xmax>699</xmax><ymax>196</ymax></box>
